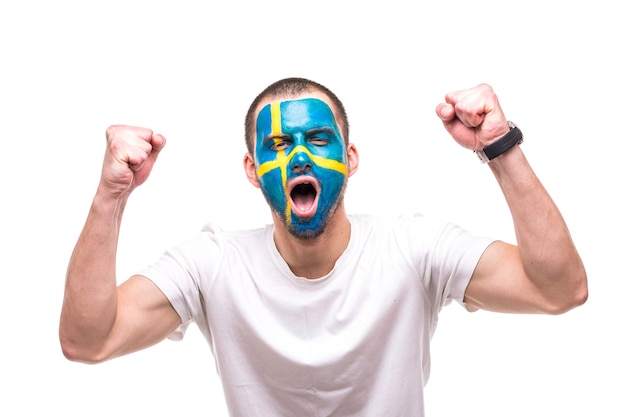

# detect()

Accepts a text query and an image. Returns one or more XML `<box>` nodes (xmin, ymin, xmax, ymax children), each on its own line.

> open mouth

<box><xmin>288</xmin><ymin>177</ymin><xmax>319</xmax><ymax>218</ymax></box>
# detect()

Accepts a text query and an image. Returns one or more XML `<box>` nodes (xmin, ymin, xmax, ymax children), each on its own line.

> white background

<box><xmin>1</xmin><ymin>1</ymin><xmax>624</xmax><ymax>416</ymax></box>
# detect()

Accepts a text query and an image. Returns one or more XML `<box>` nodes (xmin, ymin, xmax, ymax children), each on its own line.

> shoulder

<box><xmin>349</xmin><ymin>212</ymin><xmax>492</xmax><ymax>253</ymax></box>
<box><xmin>349</xmin><ymin>212</ymin><xmax>444</xmax><ymax>236</ymax></box>
<box><xmin>200</xmin><ymin>221</ymin><xmax>271</xmax><ymax>242</ymax></box>
<box><xmin>197</xmin><ymin>221</ymin><xmax>273</xmax><ymax>257</ymax></box>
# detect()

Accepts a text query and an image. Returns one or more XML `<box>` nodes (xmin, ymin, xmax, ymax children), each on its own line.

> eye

<box><xmin>270</xmin><ymin>138</ymin><xmax>291</xmax><ymax>151</ymax></box>
<box><xmin>309</xmin><ymin>138</ymin><xmax>329</xmax><ymax>146</ymax></box>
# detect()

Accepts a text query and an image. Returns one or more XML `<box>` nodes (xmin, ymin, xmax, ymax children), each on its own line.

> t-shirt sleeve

<box><xmin>403</xmin><ymin>214</ymin><xmax>495</xmax><ymax>312</ymax></box>
<box><xmin>138</xmin><ymin>225</ymin><xmax>222</xmax><ymax>340</ymax></box>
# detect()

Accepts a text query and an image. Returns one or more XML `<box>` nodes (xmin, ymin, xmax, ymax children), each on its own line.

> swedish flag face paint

<box><xmin>255</xmin><ymin>98</ymin><xmax>348</xmax><ymax>239</ymax></box>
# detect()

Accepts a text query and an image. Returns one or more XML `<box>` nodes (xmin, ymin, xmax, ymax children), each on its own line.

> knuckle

<box><xmin>105</xmin><ymin>125</ymin><xmax>119</xmax><ymax>138</ymax></box>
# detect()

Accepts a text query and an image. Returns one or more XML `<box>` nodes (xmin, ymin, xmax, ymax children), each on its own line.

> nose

<box><xmin>290</xmin><ymin>150</ymin><xmax>313</xmax><ymax>173</ymax></box>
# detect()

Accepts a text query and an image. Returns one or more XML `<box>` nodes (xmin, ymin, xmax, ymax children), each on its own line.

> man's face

<box><xmin>254</xmin><ymin>97</ymin><xmax>348</xmax><ymax>239</ymax></box>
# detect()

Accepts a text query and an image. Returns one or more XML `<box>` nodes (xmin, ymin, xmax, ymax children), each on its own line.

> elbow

<box><xmin>60</xmin><ymin>341</ymin><xmax>98</xmax><ymax>365</ymax></box>
<box><xmin>565</xmin><ymin>267</ymin><xmax>589</xmax><ymax>312</ymax></box>
<box><xmin>573</xmin><ymin>274</ymin><xmax>589</xmax><ymax>308</ymax></box>
<box><xmin>545</xmin><ymin>270</ymin><xmax>589</xmax><ymax>315</ymax></box>
<box><xmin>569</xmin><ymin>277</ymin><xmax>589</xmax><ymax>311</ymax></box>
<box><xmin>548</xmin><ymin>287</ymin><xmax>588</xmax><ymax>315</ymax></box>
<box><xmin>59</xmin><ymin>332</ymin><xmax>110</xmax><ymax>365</ymax></box>
<box><xmin>60</xmin><ymin>344</ymin><xmax>85</xmax><ymax>363</ymax></box>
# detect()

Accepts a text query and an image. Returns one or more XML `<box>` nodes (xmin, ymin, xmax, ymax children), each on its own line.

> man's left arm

<box><xmin>436</xmin><ymin>84</ymin><xmax>588</xmax><ymax>314</ymax></box>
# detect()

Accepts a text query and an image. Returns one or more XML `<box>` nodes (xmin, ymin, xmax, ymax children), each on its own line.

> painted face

<box><xmin>255</xmin><ymin>98</ymin><xmax>348</xmax><ymax>239</ymax></box>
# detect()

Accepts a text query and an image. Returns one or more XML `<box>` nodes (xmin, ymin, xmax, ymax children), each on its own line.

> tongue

<box><xmin>293</xmin><ymin>191</ymin><xmax>315</xmax><ymax>211</ymax></box>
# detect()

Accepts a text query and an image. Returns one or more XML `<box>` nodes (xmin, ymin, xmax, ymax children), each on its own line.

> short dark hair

<box><xmin>244</xmin><ymin>77</ymin><xmax>350</xmax><ymax>154</ymax></box>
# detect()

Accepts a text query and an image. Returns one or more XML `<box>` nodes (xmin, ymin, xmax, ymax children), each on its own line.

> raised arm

<box><xmin>435</xmin><ymin>84</ymin><xmax>588</xmax><ymax>314</ymax></box>
<box><xmin>59</xmin><ymin>125</ymin><xmax>181</xmax><ymax>363</ymax></box>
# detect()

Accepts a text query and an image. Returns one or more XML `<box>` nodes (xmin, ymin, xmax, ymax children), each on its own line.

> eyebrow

<box><xmin>261</xmin><ymin>126</ymin><xmax>338</xmax><ymax>147</ymax></box>
<box><xmin>262</xmin><ymin>133</ymin><xmax>291</xmax><ymax>145</ymax></box>
<box><xmin>306</xmin><ymin>127</ymin><xmax>336</xmax><ymax>137</ymax></box>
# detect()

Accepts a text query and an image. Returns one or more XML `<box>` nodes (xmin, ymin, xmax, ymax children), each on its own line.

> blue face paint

<box><xmin>255</xmin><ymin>98</ymin><xmax>348</xmax><ymax>238</ymax></box>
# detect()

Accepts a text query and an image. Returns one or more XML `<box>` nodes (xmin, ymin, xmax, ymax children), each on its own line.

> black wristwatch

<box><xmin>475</xmin><ymin>121</ymin><xmax>524</xmax><ymax>163</ymax></box>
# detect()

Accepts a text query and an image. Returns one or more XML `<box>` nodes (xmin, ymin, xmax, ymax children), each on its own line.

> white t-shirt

<box><xmin>140</xmin><ymin>213</ymin><xmax>494</xmax><ymax>417</ymax></box>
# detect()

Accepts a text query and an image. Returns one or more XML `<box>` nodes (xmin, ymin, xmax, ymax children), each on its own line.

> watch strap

<box><xmin>475</xmin><ymin>121</ymin><xmax>524</xmax><ymax>163</ymax></box>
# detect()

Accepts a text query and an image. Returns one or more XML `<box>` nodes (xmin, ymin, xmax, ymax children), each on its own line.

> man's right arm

<box><xmin>59</xmin><ymin>125</ymin><xmax>180</xmax><ymax>364</ymax></box>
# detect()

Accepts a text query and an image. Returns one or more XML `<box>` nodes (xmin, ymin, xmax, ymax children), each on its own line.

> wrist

<box><xmin>475</xmin><ymin>121</ymin><xmax>524</xmax><ymax>163</ymax></box>
<box><xmin>93</xmin><ymin>186</ymin><xmax>129</xmax><ymax>216</ymax></box>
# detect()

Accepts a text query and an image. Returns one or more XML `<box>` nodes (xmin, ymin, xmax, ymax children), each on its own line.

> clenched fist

<box><xmin>435</xmin><ymin>83</ymin><xmax>510</xmax><ymax>151</ymax></box>
<box><xmin>99</xmin><ymin>125</ymin><xmax>166</xmax><ymax>198</ymax></box>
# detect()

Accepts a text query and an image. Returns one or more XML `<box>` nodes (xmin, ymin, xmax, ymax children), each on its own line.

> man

<box><xmin>60</xmin><ymin>78</ymin><xmax>587</xmax><ymax>416</ymax></box>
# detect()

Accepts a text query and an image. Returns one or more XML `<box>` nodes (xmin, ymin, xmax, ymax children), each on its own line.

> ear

<box><xmin>346</xmin><ymin>143</ymin><xmax>359</xmax><ymax>177</ymax></box>
<box><xmin>243</xmin><ymin>152</ymin><xmax>260</xmax><ymax>188</ymax></box>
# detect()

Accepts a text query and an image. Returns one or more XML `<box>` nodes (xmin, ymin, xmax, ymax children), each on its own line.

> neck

<box><xmin>272</xmin><ymin>206</ymin><xmax>351</xmax><ymax>279</ymax></box>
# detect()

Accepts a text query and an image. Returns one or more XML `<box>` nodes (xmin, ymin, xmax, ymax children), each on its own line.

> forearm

<box><xmin>489</xmin><ymin>145</ymin><xmax>587</xmax><ymax>310</ymax></box>
<box><xmin>60</xmin><ymin>190</ymin><xmax>128</xmax><ymax>359</ymax></box>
